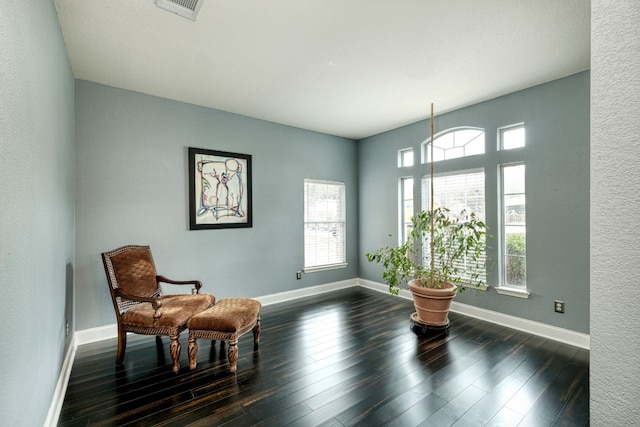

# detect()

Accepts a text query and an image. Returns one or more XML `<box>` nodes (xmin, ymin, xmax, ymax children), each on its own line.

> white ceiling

<box><xmin>54</xmin><ymin>0</ymin><xmax>590</xmax><ymax>140</ymax></box>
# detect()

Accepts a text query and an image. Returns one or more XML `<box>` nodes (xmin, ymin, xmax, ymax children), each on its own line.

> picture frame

<box><xmin>188</xmin><ymin>147</ymin><xmax>252</xmax><ymax>230</ymax></box>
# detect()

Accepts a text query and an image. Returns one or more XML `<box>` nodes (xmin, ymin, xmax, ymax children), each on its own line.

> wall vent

<box><xmin>156</xmin><ymin>0</ymin><xmax>204</xmax><ymax>21</ymax></box>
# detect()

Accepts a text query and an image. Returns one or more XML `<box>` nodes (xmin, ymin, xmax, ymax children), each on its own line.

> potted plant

<box><xmin>366</xmin><ymin>206</ymin><xmax>488</xmax><ymax>326</ymax></box>
<box><xmin>367</xmin><ymin>104</ymin><xmax>488</xmax><ymax>327</ymax></box>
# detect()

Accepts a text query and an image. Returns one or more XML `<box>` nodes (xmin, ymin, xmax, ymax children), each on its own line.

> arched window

<box><xmin>422</xmin><ymin>127</ymin><xmax>485</xmax><ymax>163</ymax></box>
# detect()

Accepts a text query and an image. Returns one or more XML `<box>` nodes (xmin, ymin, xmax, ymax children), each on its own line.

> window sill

<box><xmin>303</xmin><ymin>263</ymin><xmax>348</xmax><ymax>273</ymax></box>
<box><xmin>495</xmin><ymin>286</ymin><xmax>530</xmax><ymax>299</ymax></box>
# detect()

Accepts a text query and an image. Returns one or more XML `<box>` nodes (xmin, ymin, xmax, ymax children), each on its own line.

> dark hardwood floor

<box><xmin>58</xmin><ymin>287</ymin><xmax>589</xmax><ymax>426</ymax></box>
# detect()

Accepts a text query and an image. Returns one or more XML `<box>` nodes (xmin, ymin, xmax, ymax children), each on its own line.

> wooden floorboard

<box><xmin>58</xmin><ymin>287</ymin><xmax>589</xmax><ymax>426</ymax></box>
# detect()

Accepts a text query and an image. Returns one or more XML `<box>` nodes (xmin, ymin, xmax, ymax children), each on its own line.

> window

<box><xmin>422</xmin><ymin>170</ymin><xmax>486</xmax><ymax>284</ymax></box>
<box><xmin>500</xmin><ymin>124</ymin><xmax>525</xmax><ymax>150</ymax></box>
<box><xmin>422</xmin><ymin>171</ymin><xmax>486</xmax><ymax>218</ymax></box>
<box><xmin>400</xmin><ymin>177</ymin><xmax>414</xmax><ymax>243</ymax></box>
<box><xmin>304</xmin><ymin>179</ymin><xmax>346</xmax><ymax>271</ymax></box>
<box><xmin>501</xmin><ymin>164</ymin><xmax>526</xmax><ymax>288</ymax></box>
<box><xmin>396</xmin><ymin>123</ymin><xmax>528</xmax><ymax>296</ymax></box>
<box><xmin>423</xmin><ymin>128</ymin><xmax>485</xmax><ymax>163</ymax></box>
<box><xmin>399</xmin><ymin>148</ymin><xmax>414</xmax><ymax>167</ymax></box>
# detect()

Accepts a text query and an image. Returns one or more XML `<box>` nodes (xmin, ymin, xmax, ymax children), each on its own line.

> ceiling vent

<box><xmin>156</xmin><ymin>0</ymin><xmax>204</xmax><ymax>21</ymax></box>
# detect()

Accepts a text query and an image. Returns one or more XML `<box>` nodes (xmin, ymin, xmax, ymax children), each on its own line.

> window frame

<box><xmin>396</xmin><ymin>123</ymin><xmax>531</xmax><ymax>297</ymax></box>
<box><xmin>499</xmin><ymin>123</ymin><xmax>526</xmax><ymax>151</ymax></box>
<box><xmin>399</xmin><ymin>177</ymin><xmax>414</xmax><ymax>244</ymax></box>
<box><xmin>398</xmin><ymin>148</ymin><xmax>414</xmax><ymax>168</ymax></box>
<box><xmin>496</xmin><ymin>162</ymin><xmax>529</xmax><ymax>297</ymax></box>
<box><xmin>303</xmin><ymin>179</ymin><xmax>348</xmax><ymax>273</ymax></box>
<box><xmin>421</xmin><ymin>127</ymin><xmax>485</xmax><ymax>164</ymax></box>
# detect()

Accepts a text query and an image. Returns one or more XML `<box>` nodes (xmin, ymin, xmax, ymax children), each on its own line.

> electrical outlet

<box><xmin>554</xmin><ymin>300</ymin><xmax>565</xmax><ymax>313</ymax></box>
<box><xmin>296</xmin><ymin>271</ymin><xmax>302</xmax><ymax>280</ymax></box>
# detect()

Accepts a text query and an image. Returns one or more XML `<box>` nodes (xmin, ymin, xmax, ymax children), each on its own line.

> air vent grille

<box><xmin>156</xmin><ymin>0</ymin><xmax>204</xmax><ymax>21</ymax></box>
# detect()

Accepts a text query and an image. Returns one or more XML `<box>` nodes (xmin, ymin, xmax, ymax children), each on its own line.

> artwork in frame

<box><xmin>188</xmin><ymin>147</ymin><xmax>252</xmax><ymax>230</ymax></box>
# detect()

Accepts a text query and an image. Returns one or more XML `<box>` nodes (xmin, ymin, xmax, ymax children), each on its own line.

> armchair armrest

<box><xmin>156</xmin><ymin>275</ymin><xmax>203</xmax><ymax>293</ymax></box>
<box><xmin>115</xmin><ymin>288</ymin><xmax>163</xmax><ymax>319</ymax></box>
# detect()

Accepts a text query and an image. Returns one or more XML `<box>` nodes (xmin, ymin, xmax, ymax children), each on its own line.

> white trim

<box><xmin>449</xmin><ymin>300</ymin><xmax>589</xmax><ymax>349</ymax></box>
<box><xmin>398</xmin><ymin>147</ymin><xmax>414</xmax><ymax>168</ymax></box>
<box><xmin>495</xmin><ymin>286</ymin><xmax>531</xmax><ymax>298</ymax></box>
<box><xmin>50</xmin><ymin>278</ymin><xmax>588</xmax><ymax>425</ymax></box>
<box><xmin>303</xmin><ymin>263</ymin><xmax>348</xmax><ymax>274</ymax></box>
<box><xmin>72</xmin><ymin>279</ymin><xmax>359</xmax><ymax>345</ymax></box>
<box><xmin>303</xmin><ymin>179</ymin><xmax>347</xmax><ymax>270</ymax></box>
<box><xmin>69</xmin><ymin>281</ymin><xmax>590</xmax><ymax>352</ymax></box>
<box><xmin>75</xmin><ymin>323</ymin><xmax>119</xmax><ymax>345</ymax></box>
<box><xmin>421</xmin><ymin>126</ymin><xmax>486</xmax><ymax>164</ymax></box>
<box><xmin>358</xmin><ymin>278</ymin><xmax>414</xmax><ymax>301</ymax></box>
<box><xmin>255</xmin><ymin>278</ymin><xmax>357</xmax><ymax>306</ymax></box>
<box><xmin>357</xmin><ymin>278</ymin><xmax>393</xmax><ymax>293</ymax></box>
<box><xmin>357</xmin><ymin>278</ymin><xmax>589</xmax><ymax>349</ymax></box>
<box><xmin>498</xmin><ymin>122</ymin><xmax>526</xmax><ymax>151</ymax></box>
<box><xmin>43</xmin><ymin>335</ymin><xmax>77</xmax><ymax>427</ymax></box>
<box><xmin>303</xmin><ymin>178</ymin><xmax>345</xmax><ymax>186</ymax></box>
<box><xmin>359</xmin><ymin>278</ymin><xmax>488</xmax><ymax>295</ymax></box>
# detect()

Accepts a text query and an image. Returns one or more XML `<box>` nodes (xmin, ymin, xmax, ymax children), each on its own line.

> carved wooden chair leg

<box><xmin>169</xmin><ymin>334</ymin><xmax>181</xmax><ymax>373</ymax></box>
<box><xmin>228</xmin><ymin>339</ymin><xmax>239</xmax><ymax>373</ymax></box>
<box><xmin>188</xmin><ymin>333</ymin><xmax>198</xmax><ymax>370</ymax></box>
<box><xmin>116</xmin><ymin>324</ymin><xmax>127</xmax><ymax>364</ymax></box>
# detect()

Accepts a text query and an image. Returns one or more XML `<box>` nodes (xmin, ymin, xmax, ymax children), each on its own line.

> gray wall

<box><xmin>591</xmin><ymin>1</ymin><xmax>640</xmax><ymax>423</ymax></box>
<box><xmin>359</xmin><ymin>72</ymin><xmax>590</xmax><ymax>334</ymax></box>
<box><xmin>74</xmin><ymin>80</ymin><xmax>358</xmax><ymax>330</ymax></box>
<box><xmin>0</xmin><ymin>1</ymin><xmax>75</xmax><ymax>425</ymax></box>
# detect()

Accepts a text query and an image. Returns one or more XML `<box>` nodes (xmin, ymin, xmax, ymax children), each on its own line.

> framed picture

<box><xmin>188</xmin><ymin>147</ymin><xmax>252</xmax><ymax>230</ymax></box>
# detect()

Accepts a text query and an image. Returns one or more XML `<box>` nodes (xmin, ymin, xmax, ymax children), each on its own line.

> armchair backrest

<box><xmin>102</xmin><ymin>245</ymin><xmax>162</xmax><ymax>314</ymax></box>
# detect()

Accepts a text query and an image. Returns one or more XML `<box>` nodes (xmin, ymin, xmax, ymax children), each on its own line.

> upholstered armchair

<box><xmin>101</xmin><ymin>245</ymin><xmax>215</xmax><ymax>373</ymax></box>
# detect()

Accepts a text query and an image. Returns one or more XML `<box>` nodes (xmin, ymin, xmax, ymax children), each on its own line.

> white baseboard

<box><xmin>449</xmin><ymin>301</ymin><xmax>590</xmax><ymax>349</ymax></box>
<box><xmin>72</xmin><ymin>278</ymin><xmax>359</xmax><ymax>347</ymax></box>
<box><xmin>357</xmin><ymin>278</ymin><xmax>590</xmax><ymax>349</ymax></box>
<box><xmin>75</xmin><ymin>323</ymin><xmax>118</xmax><ymax>346</ymax></box>
<box><xmin>51</xmin><ymin>277</ymin><xmax>588</xmax><ymax>425</ymax></box>
<box><xmin>254</xmin><ymin>278</ymin><xmax>358</xmax><ymax>306</ymax></box>
<box><xmin>357</xmin><ymin>278</ymin><xmax>420</xmax><ymax>301</ymax></box>
<box><xmin>44</xmin><ymin>335</ymin><xmax>77</xmax><ymax>427</ymax></box>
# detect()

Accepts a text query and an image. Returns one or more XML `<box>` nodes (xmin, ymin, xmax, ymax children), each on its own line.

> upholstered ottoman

<box><xmin>187</xmin><ymin>298</ymin><xmax>261</xmax><ymax>373</ymax></box>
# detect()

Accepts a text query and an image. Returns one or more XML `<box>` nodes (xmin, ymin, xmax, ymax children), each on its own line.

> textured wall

<box><xmin>591</xmin><ymin>1</ymin><xmax>640</xmax><ymax>423</ymax></box>
<box><xmin>0</xmin><ymin>1</ymin><xmax>75</xmax><ymax>425</ymax></box>
<box><xmin>359</xmin><ymin>73</ymin><xmax>590</xmax><ymax>333</ymax></box>
<box><xmin>74</xmin><ymin>80</ymin><xmax>358</xmax><ymax>330</ymax></box>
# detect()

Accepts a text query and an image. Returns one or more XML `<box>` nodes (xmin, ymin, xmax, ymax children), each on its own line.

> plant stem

<box><xmin>429</xmin><ymin>103</ymin><xmax>435</xmax><ymax>284</ymax></box>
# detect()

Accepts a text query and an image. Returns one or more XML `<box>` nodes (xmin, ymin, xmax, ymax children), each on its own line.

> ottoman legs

<box><xmin>187</xmin><ymin>320</ymin><xmax>260</xmax><ymax>373</ymax></box>
<box><xmin>253</xmin><ymin>317</ymin><xmax>261</xmax><ymax>344</ymax></box>
<box><xmin>228</xmin><ymin>339</ymin><xmax>239</xmax><ymax>373</ymax></box>
<box><xmin>186</xmin><ymin>299</ymin><xmax>262</xmax><ymax>373</ymax></box>
<box><xmin>188</xmin><ymin>334</ymin><xmax>198</xmax><ymax>370</ymax></box>
<box><xmin>187</xmin><ymin>336</ymin><xmax>243</xmax><ymax>373</ymax></box>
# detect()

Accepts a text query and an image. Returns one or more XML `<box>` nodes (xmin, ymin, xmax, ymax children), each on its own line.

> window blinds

<box><xmin>304</xmin><ymin>180</ymin><xmax>346</xmax><ymax>270</ymax></box>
